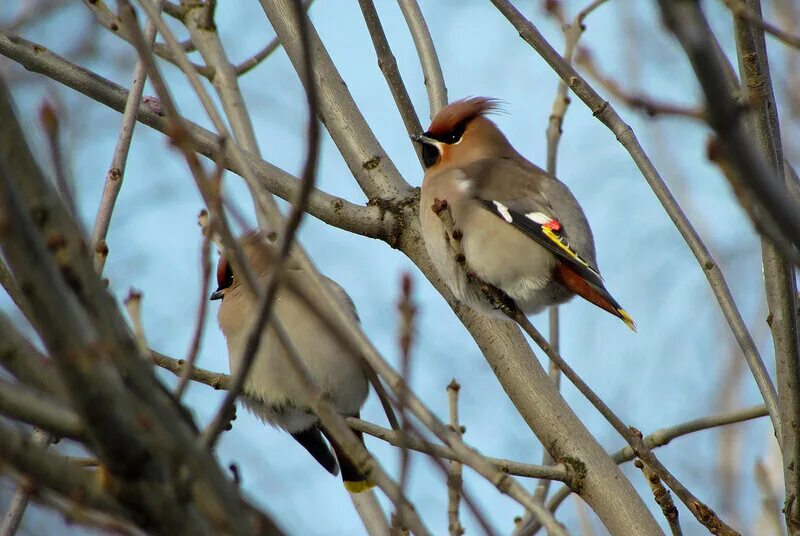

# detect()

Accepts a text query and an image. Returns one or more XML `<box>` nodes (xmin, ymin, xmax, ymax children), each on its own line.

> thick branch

<box><xmin>731</xmin><ymin>0</ymin><xmax>800</xmax><ymax>530</ymax></box>
<box><xmin>0</xmin><ymin>379</ymin><xmax>82</xmax><ymax>439</ymax></box>
<box><xmin>258</xmin><ymin>0</ymin><xmax>412</xmax><ymax>200</ymax></box>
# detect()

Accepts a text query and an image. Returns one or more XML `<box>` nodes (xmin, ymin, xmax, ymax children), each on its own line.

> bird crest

<box><xmin>427</xmin><ymin>97</ymin><xmax>502</xmax><ymax>137</ymax></box>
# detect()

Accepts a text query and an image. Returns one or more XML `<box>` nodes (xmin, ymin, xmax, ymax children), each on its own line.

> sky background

<box><xmin>1</xmin><ymin>0</ymin><xmax>797</xmax><ymax>534</ymax></box>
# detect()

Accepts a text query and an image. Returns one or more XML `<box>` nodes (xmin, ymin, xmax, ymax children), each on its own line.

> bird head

<box><xmin>209</xmin><ymin>231</ymin><xmax>277</xmax><ymax>301</ymax></box>
<box><xmin>411</xmin><ymin>97</ymin><xmax>509</xmax><ymax>170</ymax></box>
<box><xmin>210</xmin><ymin>255</ymin><xmax>234</xmax><ymax>301</ymax></box>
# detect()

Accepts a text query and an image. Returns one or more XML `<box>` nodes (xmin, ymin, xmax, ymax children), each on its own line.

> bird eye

<box><xmin>442</xmin><ymin>122</ymin><xmax>467</xmax><ymax>145</ymax></box>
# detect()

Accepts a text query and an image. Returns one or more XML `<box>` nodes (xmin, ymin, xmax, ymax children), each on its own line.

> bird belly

<box><xmin>460</xmin><ymin>211</ymin><xmax>571</xmax><ymax>314</ymax></box>
<box><xmin>224</xmin><ymin>294</ymin><xmax>369</xmax><ymax>431</ymax></box>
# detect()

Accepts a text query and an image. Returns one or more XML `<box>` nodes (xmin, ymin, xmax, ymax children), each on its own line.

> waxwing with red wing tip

<box><xmin>414</xmin><ymin>97</ymin><xmax>635</xmax><ymax>330</ymax></box>
<box><xmin>210</xmin><ymin>231</ymin><xmax>374</xmax><ymax>492</ymax></box>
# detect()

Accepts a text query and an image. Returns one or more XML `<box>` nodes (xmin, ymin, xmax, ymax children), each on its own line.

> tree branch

<box><xmin>0</xmin><ymin>31</ymin><xmax>391</xmax><ymax>240</ymax></box>
<box><xmin>258</xmin><ymin>0</ymin><xmax>412</xmax><ymax>201</ymax></box>
<box><xmin>397</xmin><ymin>0</ymin><xmax>448</xmax><ymax>116</ymax></box>
<box><xmin>730</xmin><ymin>0</ymin><xmax>800</xmax><ymax>530</ymax></box>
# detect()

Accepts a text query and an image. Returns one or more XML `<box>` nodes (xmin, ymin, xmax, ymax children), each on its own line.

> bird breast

<box><xmin>218</xmin><ymin>286</ymin><xmax>369</xmax><ymax>429</ymax></box>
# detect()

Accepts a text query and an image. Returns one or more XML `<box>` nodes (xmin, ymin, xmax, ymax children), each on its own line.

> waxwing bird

<box><xmin>211</xmin><ymin>232</ymin><xmax>374</xmax><ymax>492</ymax></box>
<box><xmin>414</xmin><ymin>97</ymin><xmax>635</xmax><ymax>330</ymax></box>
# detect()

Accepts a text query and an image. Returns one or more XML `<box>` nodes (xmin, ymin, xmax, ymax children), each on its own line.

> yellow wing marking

<box><xmin>541</xmin><ymin>227</ymin><xmax>601</xmax><ymax>278</ymax></box>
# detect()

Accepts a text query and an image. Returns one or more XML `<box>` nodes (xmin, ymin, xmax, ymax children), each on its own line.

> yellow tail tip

<box><xmin>617</xmin><ymin>308</ymin><xmax>637</xmax><ymax>332</ymax></box>
<box><xmin>344</xmin><ymin>480</ymin><xmax>376</xmax><ymax>494</ymax></box>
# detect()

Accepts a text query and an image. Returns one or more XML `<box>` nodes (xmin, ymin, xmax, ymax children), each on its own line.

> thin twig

<box><xmin>123</xmin><ymin>288</ymin><xmax>149</xmax><ymax>358</ymax></box>
<box><xmin>658</xmin><ymin>0</ymin><xmax>800</xmax><ymax>263</ymax></box>
<box><xmin>117</xmin><ymin>0</ymin><xmax>259</xmax><ymax>306</ymax></box>
<box><xmin>635</xmin><ymin>460</ymin><xmax>682</xmax><ymax>536</ymax></box>
<box><xmin>175</xmin><ymin>214</ymin><xmax>213</xmax><ymax>399</ymax></box>
<box><xmin>38</xmin><ymin>99</ymin><xmax>76</xmax><ymax>219</ymax></box>
<box><xmin>0</xmin><ymin>429</ymin><xmax>52</xmax><ymax>536</ymax></box>
<box><xmin>575</xmin><ymin>47</ymin><xmax>704</xmax><ymax>120</ymax></box>
<box><xmin>730</xmin><ymin>1</ymin><xmax>800</xmax><ymax>530</ymax></box>
<box><xmin>396</xmin><ymin>273</ymin><xmax>416</xmax><ymax>531</ymax></box>
<box><xmin>531</xmin><ymin>404</ymin><xmax>769</xmax><ymax>535</ymax></box>
<box><xmin>447</xmin><ymin>380</ymin><xmax>465</xmax><ymax>536</ymax></box>
<box><xmin>530</xmin><ymin>1</ymin><xmax>606</xmax><ymax>517</ymax></box>
<box><xmin>90</xmin><ymin>0</ymin><xmax>163</xmax><ymax>273</ymax></box>
<box><xmin>179</xmin><ymin>0</ymin><xmax>277</xmax><ymax>229</ymax></box>
<box><xmin>234</xmin><ymin>0</ymin><xmax>314</xmax><ymax>76</ymax></box>
<box><xmin>722</xmin><ymin>0</ymin><xmax>800</xmax><ymax>50</ymax></box>
<box><xmin>0</xmin><ymin>30</ymin><xmax>389</xmax><ymax>240</ymax></box>
<box><xmin>150</xmin><ymin>350</ymin><xmax>569</xmax><ymax>481</ymax></box>
<box><xmin>397</xmin><ymin>0</ymin><xmax>447</xmax><ymax>116</ymax></box>
<box><xmin>358</xmin><ymin>0</ymin><xmax>423</xmax><ymax>164</ymax></box>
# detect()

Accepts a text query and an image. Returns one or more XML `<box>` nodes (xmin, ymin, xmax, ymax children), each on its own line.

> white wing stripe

<box><xmin>492</xmin><ymin>201</ymin><xmax>513</xmax><ymax>223</ymax></box>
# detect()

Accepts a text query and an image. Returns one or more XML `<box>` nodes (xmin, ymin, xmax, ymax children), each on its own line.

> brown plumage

<box><xmin>426</xmin><ymin>96</ymin><xmax>502</xmax><ymax>138</ymax></box>
<box><xmin>415</xmin><ymin>97</ymin><xmax>635</xmax><ymax>329</ymax></box>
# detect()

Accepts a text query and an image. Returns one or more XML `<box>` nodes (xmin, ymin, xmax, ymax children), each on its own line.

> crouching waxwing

<box><xmin>415</xmin><ymin>97</ymin><xmax>635</xmax><ymax>330</ymax></box>
<box><xmin>210</xmin><ymin>232</ymin><xmax>374</xmax><ymax>492</ymax></box>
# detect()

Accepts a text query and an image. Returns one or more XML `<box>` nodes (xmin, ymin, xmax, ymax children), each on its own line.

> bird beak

<box><xmin>410</xmin><ymin>133</ymin><xmax>438</xmax><ymax>146</ymax></box>
<box><xmin>210</xmin><ymin>288</ymin><xmax>224</xmax><ymax>301</ymax></box>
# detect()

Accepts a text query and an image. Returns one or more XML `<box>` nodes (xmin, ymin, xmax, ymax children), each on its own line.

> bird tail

<box><xmin>291</xmin><ymin>427</ymin><xmax>339</xmax><ymax>476</ymax></box>
<box><xmin>321</xmin><ymin>418</ymin><xmax>375</xmax><ymax>494</ymax></box>
<box><xmin>555</xmin><ymin>263</ymin><xmax>637</xmax><ymax>331</ymax></box>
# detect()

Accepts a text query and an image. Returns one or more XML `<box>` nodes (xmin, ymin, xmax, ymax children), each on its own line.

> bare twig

<box><xmin>357</xmin><ymin>0</ymin><xmax>424</xmax><ymax>164</ymax></box>
<box><xmin>635</xmin><ymin>460</ymin><xmax>682</xmax><ymax>536</ymax></box>
<box><xmin>0</xmin><ymin>31</ymin><xmax>390</xmax><ymax>239</ymax></box>
<box><xmin>82</xmin><ymin>0</ymin><xmax>213</xmax><ymax>78</ymax></box>
<box><xmin>150</xmin><ymin>351</ymin><xmax>570</xmax><ymax>481</ymax></box>
<box><xmin>723</xmin><ymin>0</ymin><xmax>800</xmax><ymax>50</ymax></box>
<box><xmin>117</xmin><ymin>0</ymin><xmax>259</xmax><ymax>310</ymax></box>
<box><xmin>123</xmin><ymin>289</ymin><xmax>149</xmax><ymax>358</ymax></box>
<box><xmin>0</xmin><ymin>381</ymin><xmax>81</xmax><ymax>439</ymax></box>
<box><xmin>575</xmin><ymin>47</ymin><xmax>704</xmax><ymax>119</ymax></box>
<box><xmin>397</xmin><ymin>0</ymin><xmax>447</xmax><ymax>116</ymax></box>
<box><xmin>534</xmin><ymin>404</ymin><xmax>769</xmax><ymax>534</ymax></box>
<box><xmin>179</xmin><ymin>0</ymin><xmax>278</xmax><ymax>229</ymax></box>
<box><xmin>512</xmin><ymin>309</ymin><xmax>738</xmax><ymax>535</ymax></box>
<box><xmin>175</xmin><ymin>215</ymin><xmax>214</xmax><ymax>400</ymax></box>
<box><xmin>0</xmin><ymin>429</ymin><xmax>53</xmax><ymax>536</ymax></box>
<box><xmin>396</xmin><ymin>273</ymin><xmax>416</xmax><ymax>530</ymax></box>
<box><xmin>38</xmin><ymin>99</ymin><xmax>76</xmax><ymax>219</ymax></box>
<box><xmin>447</xmin><ymin>380</ymin><xmax>465</xmax><ymax>536</ymax></box>
<box><xmin>235</xmin><ymin>0</ymin><xmax>314</xmax><ymax>76</ymax></box>
<box><xmin>259</xmin><ymin>0</ymin><xmax>411</xmax><ymax>200</ymax></box>
<box><xmin>730</xmin><ymin>1</ymin><xmax>800</xmax><ymax>530</ymax></box>
<box><xmin>90</xmin><ymin>0</ymin><xmax>163</xmax><ymax>273</ymax></box>
<box><xmin>530</xmin><ymin>2</ymin><xmax>607</xmax><ymax>519</ymax></box>
<box><xmin>754</xmin><ymin>458</ymin><xmax>785</xmax><ymax>536</ymax></box>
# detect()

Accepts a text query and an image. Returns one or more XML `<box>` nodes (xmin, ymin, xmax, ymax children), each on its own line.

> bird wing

<box><xmin>463</xmin><ymin>158</ymin><xmax>602</xmax><ymax>286</ymax></box>
<box><xmin>463</xmin><ymin>158</ymin><xmax>636</xmax><ymax>330</ymax></box>
<box><xmin>477</xmin><ymin>197</ymin><xmax>604</xmax><ymax>286</ymax></box>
